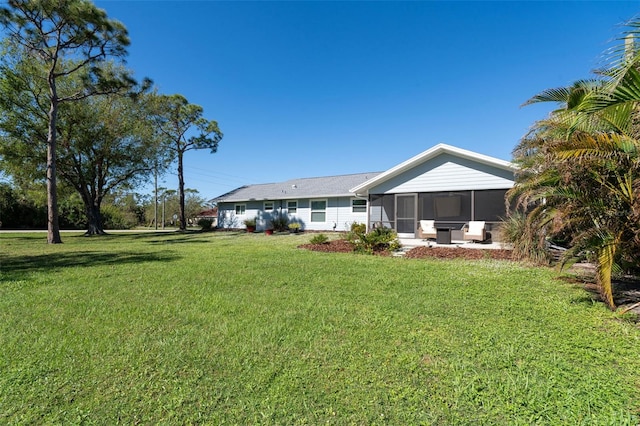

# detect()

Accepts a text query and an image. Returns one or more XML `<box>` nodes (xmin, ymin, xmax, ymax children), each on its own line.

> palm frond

<box><xmin>596</xmin><ymin>236</ymin><xmax>619</xmax><ymax>310</ymax></box>
<box><xmin>582</xmin><ymin>66</ymin><xmax>640</xmax><ymax>112</ymax></box>
<box><xmin>522</xmin><ymin>79</ymin><xmax>602</xmax><ymax>108</ymax></box>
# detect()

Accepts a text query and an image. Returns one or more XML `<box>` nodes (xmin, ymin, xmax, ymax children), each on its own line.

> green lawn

<box><xmin>1</xmin><ymin>231</ymin><xmax>639</xmax><ymax>424</ymax></box>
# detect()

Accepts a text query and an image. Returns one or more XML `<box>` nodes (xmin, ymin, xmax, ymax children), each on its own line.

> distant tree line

<box><xmin>0</xmin><ymin>180</ymin><xmax>210</xmax><ymax>230</ymax></box>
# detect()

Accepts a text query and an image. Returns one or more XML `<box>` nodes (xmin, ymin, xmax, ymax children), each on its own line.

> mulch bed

<box><xmin>405</xmin><ymin>246</ymin><xmax>514</xmax><ymax>260</ymax></box>
<box><xmin>299</xmin><ymin>239</ymin><xmax>514</xmax><ymax>260</ymax></box>
<box><xmin>299</xmin><ymin>239</ymin><xmax>355</xmax><ymax>253</ymax></box>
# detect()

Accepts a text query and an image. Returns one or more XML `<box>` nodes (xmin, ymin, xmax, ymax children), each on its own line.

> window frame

<box><xmin>351</xmin><ymin>198</ymin><xmax>367</xmax><ymax>213</ymax></box>
<box><xmin>287</xmin><ymin>200</ymin><xmax>298</xmax><ymax>214</ymax></box>
<box><xmin>264</xmin><ymin>201</ymin><xmax>274</xmax><ymax>212</ymax></box>
<box><xmin>310</xmin><ymin>199</ymin><xmax>327</xmax><ymax>223</ymax></box>
<box><xmin>235</xmin><ymin>204</ymin><xmax>246</xmax><ymax>215</ymax></box>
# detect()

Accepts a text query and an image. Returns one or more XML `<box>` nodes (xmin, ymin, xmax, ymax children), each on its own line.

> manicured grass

<box><xmin>1</xmin><ymin>231</ymin><xmax>639</xmax><ymax>424</ymax></box>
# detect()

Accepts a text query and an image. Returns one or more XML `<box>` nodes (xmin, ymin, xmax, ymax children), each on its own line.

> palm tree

<box><xmin>510</xmin><ymin>23</ymin><xmax>640</xmax><ymax>309</ymax></box>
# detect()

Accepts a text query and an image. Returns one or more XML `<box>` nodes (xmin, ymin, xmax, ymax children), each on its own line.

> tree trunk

<box><xmin>84</xmin><ymin>202</ymin><xmax>106</xmax><ymax>236</ymax></box>
<box><xmin>46</xmin><ymin>77</ymin><xmax>62</xmax><ymax>244</ymax></box>
<box><xmin>177</xmin><ymin>150</ymin><xmax>186</xmax><ymax>231</ymax></box>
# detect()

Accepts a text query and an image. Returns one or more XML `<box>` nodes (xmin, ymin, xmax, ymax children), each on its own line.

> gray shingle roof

<box><xmin>211</xmin><ymin>172</ymin><xmax>381</xmax><ymax>203</ymax></box>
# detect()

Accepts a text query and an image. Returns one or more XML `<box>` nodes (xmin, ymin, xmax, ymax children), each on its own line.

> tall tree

<box><xmin>56</xmin><ymin>84</ymin><xmax>166</xmax><ymax>235</ymax></box>
<box><xmin>0</xmin><ymin>56</ymin><xmax>159</xmax><ymax>235</ymax></box>
<box><xmin>152</xmin><ymin>94</ymin><xmax>222</xmax><ymax>231</ymax></box>
<box><xmin>0</xmin><ymin>0</ymin><xmax>133</xmax><ymax>243</ymax></box>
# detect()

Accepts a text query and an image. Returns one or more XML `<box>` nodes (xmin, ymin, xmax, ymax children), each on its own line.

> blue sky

<box><xmin>96</xmin><ymin>1</ymin><xmax>639</xmax><ymax>202</ymax></box>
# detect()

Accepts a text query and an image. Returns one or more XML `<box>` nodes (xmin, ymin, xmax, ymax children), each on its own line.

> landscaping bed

<box><xmin>298</xmin><ymin>238</ymin><xmax>393</xmax><ymax>256</ymax></box>
<box><xmin>299</xmin><ymin>239</ymin><xmax>354</xmax><ymax>253</ymax></box>
<box><xmin>405</xmin><ymin>246</ymin><xmax>514</xmax><ymax>260</ymax></box>
<box><xmin>300</xmin><ymin>239</ymin><xmax>514</xmax><ymax>260</ymax></box>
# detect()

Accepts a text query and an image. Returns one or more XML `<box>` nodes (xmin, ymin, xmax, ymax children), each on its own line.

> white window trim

<box><xmin>264</xmin><ymin>201</ymin><xmax>274</xmax><ymax>212</ymax></box>
<box><xmin>287</xmin><ymin>200</ymin><xmax>298</xmax><ymax>214</ymax></box>
<box><xmin>235</xmin><ymin>204</ymin><xmax>246</xmax><ymax>215</ymax></box>
<box><xmin>310</xmin><ymin>199</ymin><xmax>327</xmax><ymax>223</ymax></box>
<box><xmin>351</xmin><ymin>198</ymin><xmax>367</xmax><ymax>213</ymax></box>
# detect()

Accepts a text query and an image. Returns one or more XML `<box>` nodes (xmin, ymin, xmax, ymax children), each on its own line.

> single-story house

<box><xmin>212</xmin><ymin>172</ymin><xmax>380</xmax><ymax>232</ymax></box>
<box><xmin>212</xmin><ymin>144</ymin><xmax>516</xmax><ymax>239</ymax></box>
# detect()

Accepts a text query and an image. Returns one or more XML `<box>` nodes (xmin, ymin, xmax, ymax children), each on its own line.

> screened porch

<box><xmin>368</xmin><ymin>189</ymin><xmax>510</xmax><ymax>240</ymax></box>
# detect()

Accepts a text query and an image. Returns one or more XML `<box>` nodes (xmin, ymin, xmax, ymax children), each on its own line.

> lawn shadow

<box><xmin>114</xmin><ymin>231</ymin><xmax>216</xmax><ymax>245</ymax></box>
<box><xmin>0</xmin><ymin>250</ymin><xmax>181</xmax><ymax>283</ymax></box>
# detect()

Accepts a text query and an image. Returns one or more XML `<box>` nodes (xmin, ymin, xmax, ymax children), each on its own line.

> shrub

<box><xmin>350</xmin><ymin>222</ymin><xmax>366</xmax><ymax>234</ymax></box>
<box><xmin>197</xmin><ymin>218</ymin><xmax>213</xmax><ymax>231</ymax></box>
<box><xmin>348</xmin><ymin>226</ymin><xmax>401</xmax><ymax>254</ymax></box>
<box><xmin>243</xmin><ymin>217</ymin><xmax>256</xmax><ymax>227</ymax></box>
<box><xmin>269</xmin><ymin>213</ymin><xmax>289</xmax><ymax>232</ymax></box>
<box><xmin>102</xmin><ymin>204</ymin><xmax>137</xmax><ymax>229</ymax></box>
<box><xmin>309</xmin><ymin>233</ymin><xmax>328</xmax><ymax>244</ymax></box>
<box><xmin>288</xmin><ymin>222</ymin><xmax>301</xmax><ymax>232</ymax></box>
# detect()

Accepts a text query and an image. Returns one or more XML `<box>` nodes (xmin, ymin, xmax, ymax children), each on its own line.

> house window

<box><xmin>352</xmin><ymin>198</ymin><xmax>367</xmax><ymax>213</ymax></box>
<box><xmin>235</xmin><ymin>204</ymin><xmax>246</xmax><ymax>215</ymax></box>
<box><xmin>287</xmin><ymin>200</ymin><xmax>297</xmax><ymax>214</ymax></box>
<box><xmin>311</xmin><ymin>199</ymin><xmax>326</xmax><ymax>222</ymax></box>
<box><xmin>264</xmin><ymin>201</ymin><xmax>274</xmax><ymax>212</ymax></box>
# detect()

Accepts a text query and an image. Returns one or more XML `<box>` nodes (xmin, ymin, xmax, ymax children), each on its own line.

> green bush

<box><xmin>309</xmin><ymin>233</ymin><xmax>328</xmax><ymax>244</ymax></box>
<box><xmin>102</xmin><ymin>204</ymin><xmax>137</xmax><ymax>229</ymax></box>
<box><xmin>197</xmin><ymin>218</ymin><xmax>213</xmax><ymax>231</ymax></box>
<box><xmin>350</xmin><ymin>222</ymin><xmax>366</xmax><ymax>234</ymax></box>
<box><xmin>348</xmin><ymin>226</ymin><xmax>401</xmax><ymax>254</ymax></box>
<box><xmin>269</xmin><ymin>213</ymin><xmax>289</xmax><ymax>232</ymax></box>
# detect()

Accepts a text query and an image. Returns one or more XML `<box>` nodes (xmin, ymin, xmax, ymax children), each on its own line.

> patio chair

<box><xmin>418</xmin><ymin>220</ymin><xmax>437</xmax><ymax>240</ymax></box>
<box><xmin>463</xmin><ymin>221</ymin><xmax>486</xmax><ymax>242</ymax></box>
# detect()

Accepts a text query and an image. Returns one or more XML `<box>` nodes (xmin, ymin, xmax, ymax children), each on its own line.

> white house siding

<box><xmin>217</xmin><ymin>197</ymin><xmax>368</xmax><ymax>232</ymax></box>
<box><xmin>300</xmin><ymin>197</ymin><xmax>368</xmax><ymax>232</ymax></box>
<box><xmin>368</xmin><ymin>154</ymin><xmax>514</xmax><ymax>194</ymax></box>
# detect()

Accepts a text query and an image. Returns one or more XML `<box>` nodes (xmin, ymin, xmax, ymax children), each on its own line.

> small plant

<box><xmin>350</xmin><ymin>222</ymin><xmax>366</xmax><ymax>234</ymax></box>
<box><xmin>197</xmin><ymin>218</ymin><xmax>213</xmax><ymax>231</ymax></box>
<box><xmin>309</xmin><ymin>233</ymin><xmax>328</xmax><ymax>244</ymax></box>
<box><xmin>288</xmin><ymin>222</ymin><xmax>301</xmax><ymax>232</ymax></box>
<box><xmin>243</xmin><ymin>217</ymin><xmax>256</xmax><ymax>227</ymax></box>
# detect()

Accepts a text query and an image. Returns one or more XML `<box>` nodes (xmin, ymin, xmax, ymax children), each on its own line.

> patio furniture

<box><xmin>418</xmin><ymin>220</ymin><xmax>437</xmax><ymax>239</ymax></box>
<box><xmin>463</xmin><ymin>221</ymin><xmax>486</xmax><ymax>242</ymax></box>
<box><xmin>436</xmin><ymin>227</ymin><xmax>452</xmax><ymax>244</ymax></box>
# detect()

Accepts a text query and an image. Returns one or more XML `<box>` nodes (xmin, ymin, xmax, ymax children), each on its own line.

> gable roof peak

<box><xmin>350</xmin><ymin>144</ymin><xmax>515</xmax><ymax>194</ymax></box>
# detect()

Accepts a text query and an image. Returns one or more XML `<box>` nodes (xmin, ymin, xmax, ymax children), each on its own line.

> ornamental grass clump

<box><xmin>309</xmin><ymin>233</ymin><xmax>329</xmax><ymax>244</ymax></box>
